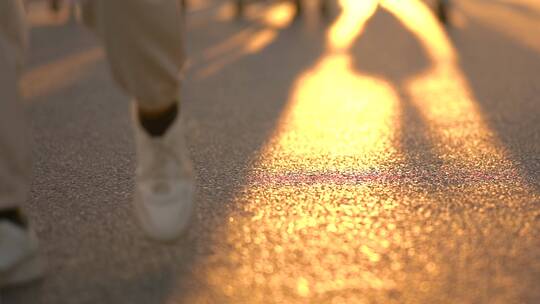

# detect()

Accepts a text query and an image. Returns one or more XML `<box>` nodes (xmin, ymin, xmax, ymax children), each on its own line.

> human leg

<box><xmin>0</xmin><ymin>0</ymin><xmax>44</xmax><ymax>288</ymax></box>
<box><xmin>81</xmin><ymin>0</ymin><xmax>194</xmax><ymax>241</ymax></box>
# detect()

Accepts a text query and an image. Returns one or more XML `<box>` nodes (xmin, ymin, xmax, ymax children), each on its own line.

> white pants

<box><xmin>0</xmin><ymin>0</ymin><xmax>186</xmax><ymax>209</ymax></box>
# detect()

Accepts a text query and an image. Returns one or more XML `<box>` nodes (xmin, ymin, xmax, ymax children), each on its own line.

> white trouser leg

<box><xmin>0</xmin><ymin>0</ymin><xmax>30</xmax><ymax>210</ymax></box>
<box><xmin>81</xmin><ymin>0</ymin><xmax>186</xmax><ymax>111</ymax></box>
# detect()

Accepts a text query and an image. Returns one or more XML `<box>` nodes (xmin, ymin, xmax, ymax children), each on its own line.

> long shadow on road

<box><xmin>172</xmin><ymin>5</ymin><xmax>336</xmax><ymax>302</ymax></box>
<box><xmin>451</xmin><ymin>15</ymin><xmax>540</xmax><ymax>193</ymax></box>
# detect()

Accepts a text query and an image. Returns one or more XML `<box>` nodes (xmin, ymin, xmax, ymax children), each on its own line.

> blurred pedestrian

<box><xmin>437</xmin><ymin>0</ymin><xmax>450</xmax><ymax>24</ymax></box>
<box><xmin>49</xmin><ymin>0</ymin><xmax>62</xmax><ymax>13</ymax></box>
<box><xmin>235</xmin><ymin>0</ymin><xmax>330</xmax><ymax>19</ymax></box>
<box><xmin>0</xmin><ymin>0</ymin><xmax>195</xmax><ymax>287</ymax></box>
<box><xmin>234</xmin><ymin>0</ymin><xmax>447</xmax><ymax>24</ymax></box>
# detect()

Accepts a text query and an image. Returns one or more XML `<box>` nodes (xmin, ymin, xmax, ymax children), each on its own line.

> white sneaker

<box><xmin>132</xmin><ymin>107</ymin><xmax>195</xmax><ymax>242</ymax></box>
<box><xmin>0</xmin><ymin>222</ymin><xmax>44</xmax><ymax>288</ymax></box>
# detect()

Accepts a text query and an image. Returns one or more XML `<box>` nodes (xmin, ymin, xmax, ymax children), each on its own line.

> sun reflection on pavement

<box><xmin>382</xmin><ymin>0</ymin><xmax>522</xmax><ymax>176</ymax></box>
<box><xmin>262</xmin><ymin>52</ymin><xmax>400</xmax><ymax>173</ymax></box>
<box><xmin>182</xmin><ymin>0</ymin><xmax>540</xmax><ymax>302</ymax></box>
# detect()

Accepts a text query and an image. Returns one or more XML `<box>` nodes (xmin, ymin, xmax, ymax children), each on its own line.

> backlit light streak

<box><xmin>197</xmin><ymin>2</ymin><xmax>295</xmax><ymax>78</ymax></box>
<box><xmin>258</xmin><ymin>0</ymin><xmax>398</xmax><ymax>173</ymax></box>
<box><xmin>259</xmin><ymin>53</ymin><xmax>401</xmax><ymax>173</ymax></box>
<box><xmin>382</xmin><ymin>0</ymin><xmax>510</xmax><ymax>167</ymax></box>
<box><xmin>181</xmin><ymin>0</ymin><xmax>538</xmax><ymax>302</ymax></box>
<box><xmin>21</xmin><ymin>47</ymin><xmax>104</xmax><ymax>100</ymax></box>
<box><xmin>328</xmin><ymin>0</ymin><xmax>379</xmax><ymax>52</ymax></box>
<box><xmin>199</xmin><ymin>0</ymin><xmax>403</xmax><ymax>298</ymax></box>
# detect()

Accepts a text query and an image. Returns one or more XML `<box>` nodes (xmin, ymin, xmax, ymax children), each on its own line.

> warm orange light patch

<box><xmin>261</xmin><ymin>53</ymin><xmax>400</xmax><ymax>173</ymax></box>
<box><xmin>245</xmin><ymin>29</ymin><xmax>278</xmax><ymax>53</ymax></box>
<box><xmin>202</xmin><ymin>27</ymin><xmax>258</xmax><ymax>60</ymax></box>
<box><xmin>198</xmin><ymin>0</ymin><xmax>402</xmax><ymax>298</ymax></box>
<box><xmin>181</xmin><ymin>1</ymin><xmax>539</xmax><ymax>302</ymax></box>
<box><xmin>261</xmin><ymin>2</ymin><xmax>297</xmax><ymax>29</ymax></box>
<box><xmin>21</xmin><ymin>47</ymin><xmax>104</xmax><ymax>100</ymax></box>
<box><xmin>259</xmin><ymin>0</ymin><xmax>398</xmax><ymax>173</ymax></box>
<box><xmin>198</xmin><ymin>2</ymin><xmax>296</xmax><ymax>78</ymax></box>
<box><xmin>328</xmin><ymin>0</ymin><xmax>379</xmax><ymax>52</ymax></box>
<box><xmin>381</xmin><ymin>0</ymin><xmax>454</xmax><ymax>61</ymax></box>
<box><xmin>382</xmin><ymin>0</ymin><xmax>509</xmax><ymax>166</ymax></box>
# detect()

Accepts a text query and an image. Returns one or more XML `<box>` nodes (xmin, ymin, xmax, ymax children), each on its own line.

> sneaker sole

<box><xmin>0</xmin><ymin>253</ymin><xmax>45</xmax><ymax>288</ymax></box>
<box><xmin>132</xmin><ymin>188</ymin><xmax>195</xmax><ymax>243</ymax></box>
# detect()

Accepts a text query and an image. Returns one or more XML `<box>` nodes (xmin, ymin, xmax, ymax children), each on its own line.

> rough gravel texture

<box><xmin>3</xmin><ymin>0</ymin><xmax>540</xmax><ymax>303</ymax></box>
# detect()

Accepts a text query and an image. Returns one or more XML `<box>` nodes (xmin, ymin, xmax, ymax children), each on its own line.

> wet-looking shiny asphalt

<box><xmin>5</xmin><ymin>0</ymin><xmax>540</xmax><ymax>303</ymax></box>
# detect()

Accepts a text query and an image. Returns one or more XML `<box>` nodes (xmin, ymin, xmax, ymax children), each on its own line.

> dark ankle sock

<box><xmin>138</xmin><ymin>103</ymin><xmax>178</xmax><ymax>137</ymax></box>
<box><xmin>0</xmin><ymin>208</ymin><xmax>28</xmax><ymax>228</ymax></box>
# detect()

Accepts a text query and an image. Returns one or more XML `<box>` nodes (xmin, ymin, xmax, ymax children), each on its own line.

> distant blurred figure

<box><xmin>46</xmin><ymin>0</ymin><xmax>77</xmax><ymax>22</ymax></box>
<box><xmin>436</xmin><ymin>0</ymin><xmax>450</xmax><ymax>25</ymax></box>
<box><xmin>235</xmin><ymin>0</ymin><xmax>330</xmax><ymax>19</ymax></box>
<box><xmin>1</xmin><ymin>0</ymin><xmax>195</xmax><ymax>288</ymax></box>
<box><xmin>235</xmin><ymin>0</ymin><xmax>449</xmax><ymax>25</ymax></box>
<box><xmin>49</xmin><ymin>0</ymin><xmax>62</xmax><ymax>13</ymax></box>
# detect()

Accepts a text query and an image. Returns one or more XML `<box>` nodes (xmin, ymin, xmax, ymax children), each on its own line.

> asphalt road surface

<box><xmin>3</xmin><ymin>0</ymin><xmax>540</xmax><ymax>303</ymax></box>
